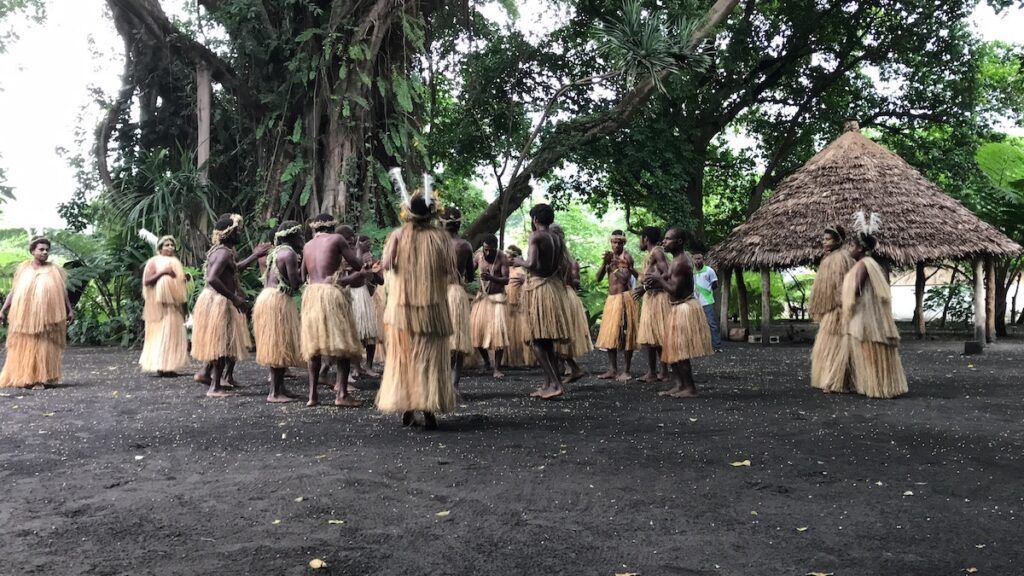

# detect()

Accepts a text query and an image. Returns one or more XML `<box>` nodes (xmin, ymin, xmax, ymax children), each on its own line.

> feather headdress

<box><xmin>852</xmin><ymin>210</ymin><xmax>881</xmax><ymax>251</ymax></box>
<box><xmin>138</xmin><ymin>228</ymin><xmax>159</xmax><ymax>249</ymax></box>
<box><xmin>388</xmin><ymin>167</ymin><xmax>410</xmax><ymax>206</ymax></box>
<box><xmin>422</xmin><ymin>172</ymin><xmax>435</xmax><ymax>208</ymax></box>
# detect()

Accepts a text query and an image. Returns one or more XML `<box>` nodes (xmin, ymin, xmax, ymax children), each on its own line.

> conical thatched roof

<box><xmin>710</xmin><ymin>122</ymin><xmax>1022</xmax><ymax>269</ymax></box>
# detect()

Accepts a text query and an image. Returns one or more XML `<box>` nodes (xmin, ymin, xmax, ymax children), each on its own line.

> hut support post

<box><xmin>914</xmin><ymin>262</ymin><xmax>926</xmax><ymax>339</ymax></box>
<box><xmin>985</xmin><ymin>257</ymin><xmax>996</xmax><ymax>343</ymax></box>
<box><xmin>720</xmin><ymin>267</ymin><xmax>731</xmax><ymax>340</ymax></box>
<box><xmin>736</xmin><ymin>267</ymin><xmax>750</xmax><ymax>333</ymax></box>
<box><xmin>760</xmin><ymin>268</ymin><xmax>771</xmax><ymax>346</ymax></box>
<box><xmin>973</xmin><ymin>258</ymin><xmax>986</xmax><ymax>348</ymax></box>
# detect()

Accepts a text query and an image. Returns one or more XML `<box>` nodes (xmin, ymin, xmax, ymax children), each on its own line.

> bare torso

<box><xmin>526</xmin><ymin>229</ymin><xmax>564</xmax><ymax>279</ymax></box>
<box><xmin>451</xmin><ymin>235</ymin><xmax>475</xmax><ymax>285</ymax></box>
<box><xmin>265</xmin><ymin>246</ymin><xmax>302</xmax><ymax>292</ymax></box>
<box><xmin>666</xmin><ymin>251</ymin><xmax>695</xmax><ymax>302</ymax></box>
<box><xmin>303</xmin><ymin>233</ymin><xmax>362</xmax><ymax>285</ymax></box>
<box><xmin>476</xmin><ymin>251</ymin><xmax>510</xmax><ymax>295</ymax></box>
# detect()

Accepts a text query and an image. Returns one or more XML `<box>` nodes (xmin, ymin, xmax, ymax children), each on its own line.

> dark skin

<box><xmin>559</xmin><ymin>252</ymin><xmax>586</xmax><ymax>384</ymax></box>
<box><xmin>475</xmin><ymin>242</ymin><xmax>510</xmax><ymax>378</ymax></box>
<box><xmin>644</xmin><ymin>229</ymin><xmax>699</xmax><ymax>398</ymax></box>
<box><xmin>143</xmin><ymin>241</ymin><xmax>182</xmax><ymax>376</ymax></box>
<box><xmin>446</xmin><ymin>223</ymin><xmax>476</xmax><ymax>389</ymax></box>
<box><xmin>848</xmin><ymin>242</ymin><xmax>870</xmax><ymax>295</ymax></box>
<box><xmin>0</xmin><ymin>243</ymin><xmax>75</xmax><ymax>388</ymax></box>
<box><xmin>596</xmin><ymin>236</ymin><xmax>637</xmax><ymax>381</ymax></box>
<box><xmin>511</xmin><ymin>218</ymin><xmax>567</xmax><ymax>399</ymax></box>
<box><xmin>302</xmin><ymin>228</ymin><xmax>369</xmax><ymax>407</ymax></box>
<box><xmin>264</xmin><ymin>240</ymin><xmax>304</xmax><ymax>403</ymax></box>
<box><xmin>634</xmin><ymin>236</ymin><xmax>671</xmax><ymax>382</ymax></box>
<box><xmin>354</xmin><ymin>237</ymin><xmax>383</xmax><ymax>376</ymax></box>
<box><xmin>195</xmin><ymin>233</ymin><xmax>269</xmax><ymax>396</ymax></box>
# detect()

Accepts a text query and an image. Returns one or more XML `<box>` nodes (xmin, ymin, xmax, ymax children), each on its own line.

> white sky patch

<box><xmin>0</xmin><ymin>1</ymin><xmax>1021</xmax><ymax>228</ymax></box>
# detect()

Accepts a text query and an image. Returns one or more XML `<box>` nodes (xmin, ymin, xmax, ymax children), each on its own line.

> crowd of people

<box><xmin>0</xmin><ymin>174</ymin><xmax>908</xmax><ymax>428</ymax></box>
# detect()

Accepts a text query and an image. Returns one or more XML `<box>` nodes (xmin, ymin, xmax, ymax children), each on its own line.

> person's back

<box><xmin>530</xmin><ymin>228</ymin><xmax>564</xmax><ymax>279</ymax></box>
<box><xmin>303</xmin><ymin>233</ymin><xmax>347</xmax><ymax>284</ymax></box>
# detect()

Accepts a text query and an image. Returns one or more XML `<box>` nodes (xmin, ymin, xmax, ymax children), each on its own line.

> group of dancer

<box><xmin>0</xmin><ymin>172</ymin><xmax>908</xmax><ymax>427</ymax></box>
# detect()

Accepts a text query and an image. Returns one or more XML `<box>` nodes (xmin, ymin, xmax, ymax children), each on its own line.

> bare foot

<box><xmin>658</xmin><ymin>386</ymin><xmax>682</xmax><ymax>397</ymax></box>
<box><xmin>206</xmin><ymin>389</ymin><xmax>234</xmax><ymax>398</ymax></box>
<box><xmin>642</xmin><ymin>372</ymin><xmax>658</xmax><ymax>383</ymax></box>
<box><xmin>493</xmin><ymin>370</ymin><xmax>505</xmax><ymax>379</ymax></box>
<box><xmin>562</xmin><ymin>370</ymin><xmax>586</xmax><ymax>385</ymax></box>
<box><xmin>658</xmin><ymin>372</ymin><xmax>670</xmax><ymax>382</ymax></box>
<box><xmin>222</xmin><ymin>377</ymin><xmax>242</xmax><ymax>389</ymax></box>
<box><xmin>540</xmin><ymin>388</ymin><xmax>564</xmax><ymax>400</ymax></box>
<box><xmin>306</xmin><ymin>398</ymin><xmax>318</xmax><ymax>407</ymax></box>
<box><xmin>334</xmin><ymin>396</ymin><xmax>362</xmax><ymax>408</ymax></box>
<box><xmin>530</xmin><ymin>387</ymin><xmax>546</xmax><ymax>398</ymax></box>
<box><xmin>266</xmin><ymin>394</ymin><xmax>294</xmax><ymax>403</ymax></box>
<box><xmin>31</xmin><ymin>383</ymin><xmax>46</xmax><ymax>390</ymax></box>
<box><xmin>596</xmin><ymin>371</ymin><xmax>617</xmax><ymax>380</ymax></box>
<box><xmin>670</xmin><ymin>388</ymin><xmax>699</xmax><ymax>398</ymax></box>
<box><xmin>194</xmin><ymin>373</ymin><xmax>211</xmax><ymax>385</ymax></box>
<box><xmin>616</xmin><ymin>372</ymin><xmax>632</xmax><ymax>383</ymax></box>
<box><xmin>362</xmin><ymin>368</ymin><xmax>380</xmax><ymax>378</ymax></box>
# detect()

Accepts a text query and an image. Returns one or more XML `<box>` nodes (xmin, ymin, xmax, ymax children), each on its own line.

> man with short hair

<box><xmin>595</xmin><ymin>230</ymin><xmax>638</xmax><ymax>381</ymax></box>
<box><xmin>692</xmin><ymin>251</ymin><xmax>722</xmax><ymax>352</ymax></box>
<box><xmin>252</xmin><ymin>220</ymin><xmax>305</xmax><ymax>402</ymax></box>
<box><xmin>471</xmin><ymin>234</ymin><xmax>510</xmax><ymax>378</ymax></box>
<box><xmin>644</xmin><ymin>228</ymin><xmax>713</xmax><ymax>398</ymax></box>
<box><xmin>301</xmin><ymin>213</ymin><xmax>371</xmax><ymax>407</ymax></box>
<box><xmin>355</xmin><ymin>234</ymin><xmax>383</xmax><ymax>375</ymax></box>
<box><xmin>634</xmin><ymin>226</ymin><xmax>671</xmax><ymax>381</ymax></box>
<box><xmin>440</xmin><ymin>206</ymin><xmax>476</xmax><ymax>389</ymax></box>
<box><xmin>511</xmin><ymin>203</ymin><xmax>572</xmax><ymax>399</ymax></box>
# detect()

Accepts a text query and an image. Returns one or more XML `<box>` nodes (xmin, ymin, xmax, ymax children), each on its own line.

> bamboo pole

<box><xmin>914</xmin><ymin>262</ymin><xmax>926</xmax><ymax>339</ymax></box>
<box><xmin>760</xmin><ymin>268</ymin><xmax>771</xmax><ymax>346</ymax></box>
<box><xmin>973</xmin><ymin>258</ymin><xmax>986</xmax><ymax>348</ymax></box>
<box><xmin>985</xmin><ymin>257</ymin><xmax>996</xmax><ymax>343</ymax></box>
<box><xmin>720</xmin><ymin>267</ymin><xmax>731</xmax><ymax>340</ymax></box>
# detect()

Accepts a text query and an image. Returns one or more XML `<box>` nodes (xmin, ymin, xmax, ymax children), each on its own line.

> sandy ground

<box><xmin>0</xmin><ymin>339</ymin><xmax>1021</xmax><ymax>575</ymax></box>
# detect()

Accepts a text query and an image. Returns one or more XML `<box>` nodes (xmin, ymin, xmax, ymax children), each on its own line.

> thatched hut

<box><xmin>709</xmin><ymin>120</ymin><xmax>1021</xmax><ymax>349</ymax></box>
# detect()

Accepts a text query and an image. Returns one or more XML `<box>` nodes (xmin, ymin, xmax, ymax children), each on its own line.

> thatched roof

<box><xmin>709</xmin><ymin>121</ymin><xmax>1022</xmax><ymax>269</ymax></box>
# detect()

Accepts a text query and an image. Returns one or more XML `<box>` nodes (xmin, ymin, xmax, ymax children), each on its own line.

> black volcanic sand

<box><xmin>0</xmin><ymin>340</ymin><xmax>1021</xmax><ymax>575</ymax></box>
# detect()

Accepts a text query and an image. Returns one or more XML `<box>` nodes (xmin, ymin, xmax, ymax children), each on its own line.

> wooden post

<box><xmin>985</xmin><ymin>257</ymin><xmax>996</xmax><ymax>343</ymax></box>
<box><xmin>736</xmin><ymin>267</ymin><xmax>750</xmax><ymax>333</ymax></box>
<box><xmin>914</xmin><ymin>262</ymin><xmax>926</xmax><ymax>339</ymax></box>
<box><xmin>720</xmin><ymin>267</ymin><xmax>731</xmax><ymax>340</ymax></box>
<box><xmin>197</xmin><ymin>62</ymin><xmax>211</xmax><ymax>183</ymax></box>
<box><xmin>760</xmin><ymin>267</ymin><xmax>771</xmax><ymax>346</ymax></box>
<box><xmin>973</xmin><ymin>258</ymin><xmax>986</xmax><ymax>348</ymax></box>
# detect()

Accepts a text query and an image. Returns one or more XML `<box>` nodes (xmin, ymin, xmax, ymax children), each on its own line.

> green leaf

<box><xmin>299</xmin><ymin>178</ymin><xmax>314</xmax><ymax>207</ymax></box>
<box><xmin>348</xmin><ymin>43</ymin><xmax>365</xmax><ymax>61</ymax></box>
<box><xmin>392</xmin><ymin>74</ymin><xmax>413</xmax><ymax>113</ymax></box>
<box><xmin>350</xmin><ymin>94</ymin><xmax>370</xmax><ymax>110</ymax></box>
<box><xmin>290</xmin><ymin>119</ymin><xmax>303</xmax><ymax>144</ymax></box>
<box><xmin>295</xmin><ymin>28</ymin><xmax>321</xmax><ymax>43</ymax></box>
<box><xmin>280</xmin><ymin>159</ymin><xmax>304</xmax><ymax>183</ymax></box>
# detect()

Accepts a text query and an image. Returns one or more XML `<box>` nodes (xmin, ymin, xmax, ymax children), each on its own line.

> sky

<box><xmin>0</xmin><ymin>1</ymin><xmax>1021</xmax><ymax>230</ymax></box>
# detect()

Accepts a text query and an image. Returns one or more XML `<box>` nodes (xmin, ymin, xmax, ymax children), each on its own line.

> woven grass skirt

<box><xmin>300</xmin><ymin>283</ymin><xmax>362</xmax><ymax>361</ymax></box>
<box><xmin>557</xmin><ymin>288</ymin><xmax>593</xmax><ymax>359</ymax></box>
<box><xmin>810</xmin><ymin>310</ymin><xmax>851</xmax><ymax>392</ymax></box>
<box><xmin>191</xmin><ymin>288</ymin><xmax>251</xmax><ymax>362</ymax></box>
<box><xmin>0</xmin><ymin>326</ymin><xmax>65</xmax><ymax>387</ymax></box>
<box><xmin>595</xmin><ymin>292</ymin><xmax>639</xmax><ymax>351</ymax></box>
<box><xmin>376</xmin><ymin>328</ymin><xmax>456</xmax><ymax>414</ymax></box>
<box><xmin>850</xmin><ymin>338</ymin><xmax>908</xmax><ymax>399</ymax></box>
<box><xmin>447</xmin><ymin>283</ymin><xmax>474</xmax><ymax>355</ymax></box>
<box><xmin>470</xmin><ymin>293</ymin><xmax>509</xmax><ymax>350</ymax></box>
<box><xmin>350</xmin><ymin>285</ymin><xmax>379</xmax><ymax>344</ymax></box>
<box><xmin>139</xmin><ymin>304</ymin><xmax>189</xmax><ymax>373</ymax></box>
<box><xmin>660</xmin><ymin>298</ymin><xmax>713</xmax><ymax>364</ymax></box>
<box><xmin>522</xmin><ymin>275</ymin><xmax>572</xmax><ymax>343</ymax></box>
<box><xmin>637</xmin><ymin>290</ymin><xmax>670</xmax><ymax>347</ymax></box>
<box><xmin>253</xmin><ymin>288</ymin><xmax>304</xmax><ymax>368</ymax></box>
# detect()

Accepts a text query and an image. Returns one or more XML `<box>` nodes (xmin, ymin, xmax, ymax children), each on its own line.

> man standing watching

<box><xmin>692</xmin><ymin>251</ymin><xmax>722</xmax><ymax>352</ymax></box>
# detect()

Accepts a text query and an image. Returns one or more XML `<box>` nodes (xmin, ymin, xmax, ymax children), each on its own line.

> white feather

<box><xmin>137</xmin><ymin>228</ymin><xmax>159</xmax><ymax>248</ymax></box>
<box><xmin>423</xmin><ymin>173</ymin><xmax>434</xmax><ymax>207</ymax></box>
<box><xmin>388</xmin><ymin>167</ymin><xmax>410</xmax><ymax>205</ymax></box>
<box><xmin>867</xmin><ymin>212</ymin><xmax>882</xmax><ymax>235</ymax></box>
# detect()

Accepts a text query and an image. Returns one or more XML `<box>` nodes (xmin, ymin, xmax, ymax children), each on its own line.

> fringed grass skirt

<box><xmin>522</xmin><ymin>275</ymin><xmax>572</xmax><ymax>343</ymax></box>
<box><xmin>503</xmin><ymin>304</ymin><xmax>534</xmax><ymax>366</ymax></box>
<box><xmin>558</xmin><ymin>289</ymin><xmax>593</xmax><ymax>359</ymax></box>
<box><xmin>811</xmin><ymin>310</ymin><xmax>851</xmax><ymax>392</ymax></box>
<box><xmin>470</xmin><ymin>293</ymin><xmax>509</xmax><ymax>350</ymax></box>
<box><xmin>300</xmin><ymin>283</ymin><xmax>362</xmax><ymax>361</ymax></box>
<box><xmin>350</xmin><ymin>285</ymin><xmax>379</xmax><ymax>344</ymax></box>
<box><xmin>850</xmin><ymin>338</ymin><xmax>908</xmax><ymax>399</ymax></box>
<box><xmin>595</xmin><ymin>292</ymin><xmax>639</xmax><ymax>351</ymax></box>
<box><xmin>661</xmin><ymin>298</ymin><xmax>713</xmax><ymax>364</ymax></box>
<box><xmin>447</xmin><ymin>283</ymin><xmax>474</xmax><ymax>355</ymax></box>
<box><xmin>191</xmin><ymin>288</ymin><xmax>251</xmax><ymax>362</ymax></box>
<box><xmin>0</xmin><ymin>325</ymin><xmax>65</xmax><ymax>387</ymax></box>
<box><xmin>373</xmin><ymin>287</ymin><xmax>387</xmax><ymax>362</ymax></box>
<box><xmin>139</xmin><ymin>304</ymin><xmax>189</xmax><ymax>373</ymax></box>
<box><xmin>376</xmin><ymin>328</ymin><xmax>456</xmax><ymax>414</ymax></box>
<box><xmin>253</xmin><ymin>288</ymin><xmax>304</xmax><ymax>368</ymax></box>
<box><xmin>637</xmin><ymin>290</ymin><xmax>670</xmax><ymax>347</ymax></box>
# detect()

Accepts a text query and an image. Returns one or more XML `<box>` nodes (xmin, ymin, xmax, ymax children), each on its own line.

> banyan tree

<box><xmin>709</xmin><ymin>121</ymin><xmax>1022</xmax><ymax>352</ymax></box>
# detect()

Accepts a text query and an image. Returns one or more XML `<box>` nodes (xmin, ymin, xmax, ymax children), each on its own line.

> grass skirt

<box><xmin>558</xmin><ymin>289</ymin><xmax>593</xmax><ymax>359</ymax></box>
<box><xmin>0</xmin><ymin>262</ymin><xmax>68</xmax><ymax>387</ymax></box>
<box><xmin>637</xmin><ymin>290</ymin><xmax>670</xmax><ymax>347</ymax></box>
<box><xmin>0</xmin><ymin>328</ymin><xmax>65</xmax><ymax>387</ymax></box>
<box><xmin>503</xmin><ymin>303</ymin><xmax>534</xmax><ymax>366</ymax></box>
<box><xmin>139</xmin><ymin>305</ymin><xmax>189</xmax><ymax>373</ymax></box>
<box><xmin>190</xmin><ymin>288</ymin><xmax>251</xmax><ymax>362</ymax></box>
<box><xmin>350</xmin><ymin>285</ymin><xmax>378</xmax><ymax>344</ymax></box>
<box><xmin>300</xmin><ymin>283</ymin><xmax>363</xmax><ymax>361</ymax></box>
<box><xmin>373</xmin><ymin>284</ymin><xmax>387</xmax><ymax>362</ymax></box>
<box><xmin>661</xmin><ymin>298</ymin><xmax>713</xmax><ymax>364</ymax></box>
<box><xmin>447</xmin><ymin>283</ymin><xmax>474</xmax><ymax>354</ymax></box>
<box><xmin>595</xmin><ymin>292</ymin><xmax>639</xmax><ymax>351</ymax></box>
<box><xmin>470</xmin><ymin>293</ymin><xmax>509</xmax><ymax>350</ymax></box>
<box><xmin>376</xmin><ymin>328</ymin><xmax>456</xmax><ymax>413</ymax></box>
<box><xmin>253</xmin><ymin>288</ymin><xmax>303</xmax><ymax>368</ymax></box>
<box><xmin>522</xmin><ymin>275</ymin><xmax>572</xmax><ymax>343</ymax></box>
<box><xmin>850</xmin><ymin>339</ymin><xmax>908</xmax><ymax>399</ymax></box>
<box><xmin>810</xmin><ymin>310</ymin><xmax>851</xmax><ymax>392</ymax></box>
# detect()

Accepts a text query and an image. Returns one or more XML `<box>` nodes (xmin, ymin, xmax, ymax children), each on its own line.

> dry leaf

<box><xmin>281</xmin><ymin>433</ymin><xmax>287</xmax><ymax>439</ymax></box>
<box><xmin>43</xmin><ymin>412</ymin><xmax>55</xmax><ymax>417</ymax></box>
<box><xmin>689</xmin><ymin>418</ymin><xmax>698</xmax><ymax>422</ymax></box>
<box><xmin>964</xmin><ymin>568</ymin><xmax>978</xmax><ymax>574</ymax></box>
<box><xmin>903</xmin><ymin>490</ymin><xmax>914</xmax><ymax>496</ymax></box>
<box><xmin>134</xmin><ymin>455</ymin><xmax>145</xmax><ymax>461</ymax></box>
<box><xmin>730</xmin><ymin>460</ymin><xmax>752</xmax><ymax>467</ymax></box>
<box><xmin>327</xmin><ymin>519</ymin><xmax>345</xmax><ymax>525</ymax></box>
<box><xmin>796</xmin><ymin>527</ymin><xmax>809</xmax><ymax>532</ymax></box>
<box><xmin>750</xmin><ymin>511</ymin><xmax>758</xmax><ymax>516</ymax></box>
<box><xmin>615</xmin><ymin>572</ymin><xmax>640</xmax><ymax>576</ymax></box>
<box><xmin>309</xmin><ymin>559</ymin><xmax>327</xmax><ymax>569</ymax></box>
<box><xmin>294</xmin><ymin>497</ymin><xmax>304</xmax><ymax>502</ymax></box>
<box><xmin>805</xmin><ymin>573</ymin><xmax>834</xmax><ymax>576</ymax></box>
<box><xmin>314</xmin><ymin>454</ymin><xmax>328</xmax><ymax>459</ymax></box>
<box><xmin>435</xmin><ymin>510</ymin><xmax>450</xmax><ymax>517</ymax></box>
<box><xmin>975</xmin><ymin>544</ymin><xmax>986</xmax><ymax>549</ymax></box>
<box><xmin>272</xmin><ymin>519</ymin><xmax>281</xmax><ymax>525</ymax></box>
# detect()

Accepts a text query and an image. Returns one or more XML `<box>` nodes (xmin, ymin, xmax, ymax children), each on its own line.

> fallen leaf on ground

<box><xmin>272</xmin><ymin>519</ymin><xmax>281</xmax><ymax>525</ymax></box>
<box><xmin>294</xmin><ymin>497</ymin><xmax>304</xmax><ymax>502</ymax></box>
<box><xmin>964</xmin><ymin>568</ymin><xmax>978</xmax><ymax>574</ymax></box>
<box><xmin>314</xmin><ymin>454</ymin><xmax>328</xmax><ymax>459</ymax></box>
<box><xmin>615</xmin><ymin>572</ymin><xmax>640</xmax><ymax>576</ymax></box>
<box><xmin>730</xmin><ymin>460</ymin><xmax>752</xmax><ymax>467</ymax></box>
<box><xmin>435</xmin><ymin>510</ymin><xmax>450</xmax><ymax>517</ymax></box>
<box><xmin>43</xmin><ymin>412</ymin><xmax>55</xmax><ymax>417</ymax></box>
<box><xmin>327</xmin><ymin>519</ymin><xmax>345</xmax><ymax>525</ymax></box>
<box><xmin>134</xmin><ymin>455</ymin><xmax>144</xmax><ymax>461</ymax></box>
<box><xmin>975</xmin><ymin>544</ymin><xmax>986</xmax><ymax>549</ymax></box>
<box><xmin>796</xmin><ymin>527</ymin><xmax>809</xmax><ymax>532</ymax></box>
<box><xmin>903</xmin><ymin>490</ymin><xmax>914</xmax><ymax>496</ymax></box>
<box><xmin>309</xmin><ymin>559</ymin><xmax>327</xmax><ymax>569</ymax></box>
<box><xmin>689</xmin><ymin>418</ymin><xmax>698</xmax><ymax>422</ymax></box>
<box><xmin>750</xmin><ymin>511</ymin><xmax>758</xmax><ymax>516</ymax></box>
<box><xmin>805</xmin><ymin>572</ymin><xmax>834</xmax><ymax>576</ymax></box>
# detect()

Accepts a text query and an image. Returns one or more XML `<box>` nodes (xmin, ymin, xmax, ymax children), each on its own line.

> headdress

<box><xmin>28</xmin><ymin>235</ymin><xmax>50</xmax><ymax>252</ymax></box>
<box><xmin>851</xmin><ymin>210</ymin><xmax>881</xmax><ymax>251</ymax></box>
<box><xmin>824</xmin><ymin>224</ymin><xmax>846</xmax><ymax>243</ymax></box>
<box><xmin>156</xmin><ymin>235</ymin><xmax>176</xmax><ymax>252</ymax></box>
<box><xmin>389</xmin><ymin>167</ymin><xmax>411</xmax><ymax>207</ymax></box>
<box><xmin>308</xmin><ymin>217</ymin><xmax>338</xmax><ymax>233</ymax></box>
<box><xmin>138</xmin><ymin>228</ymin><xmax>159</xmax><ymax>249</ymax></box>
<box><xmin>274</xmin><ymin>223</ymin><xmax>304</xmax><ymax>242</ymax></box>
<box><xmin>211</xmin><ymin>214</ymin><xmax>243</xmax><ymax>246</ymax></box>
